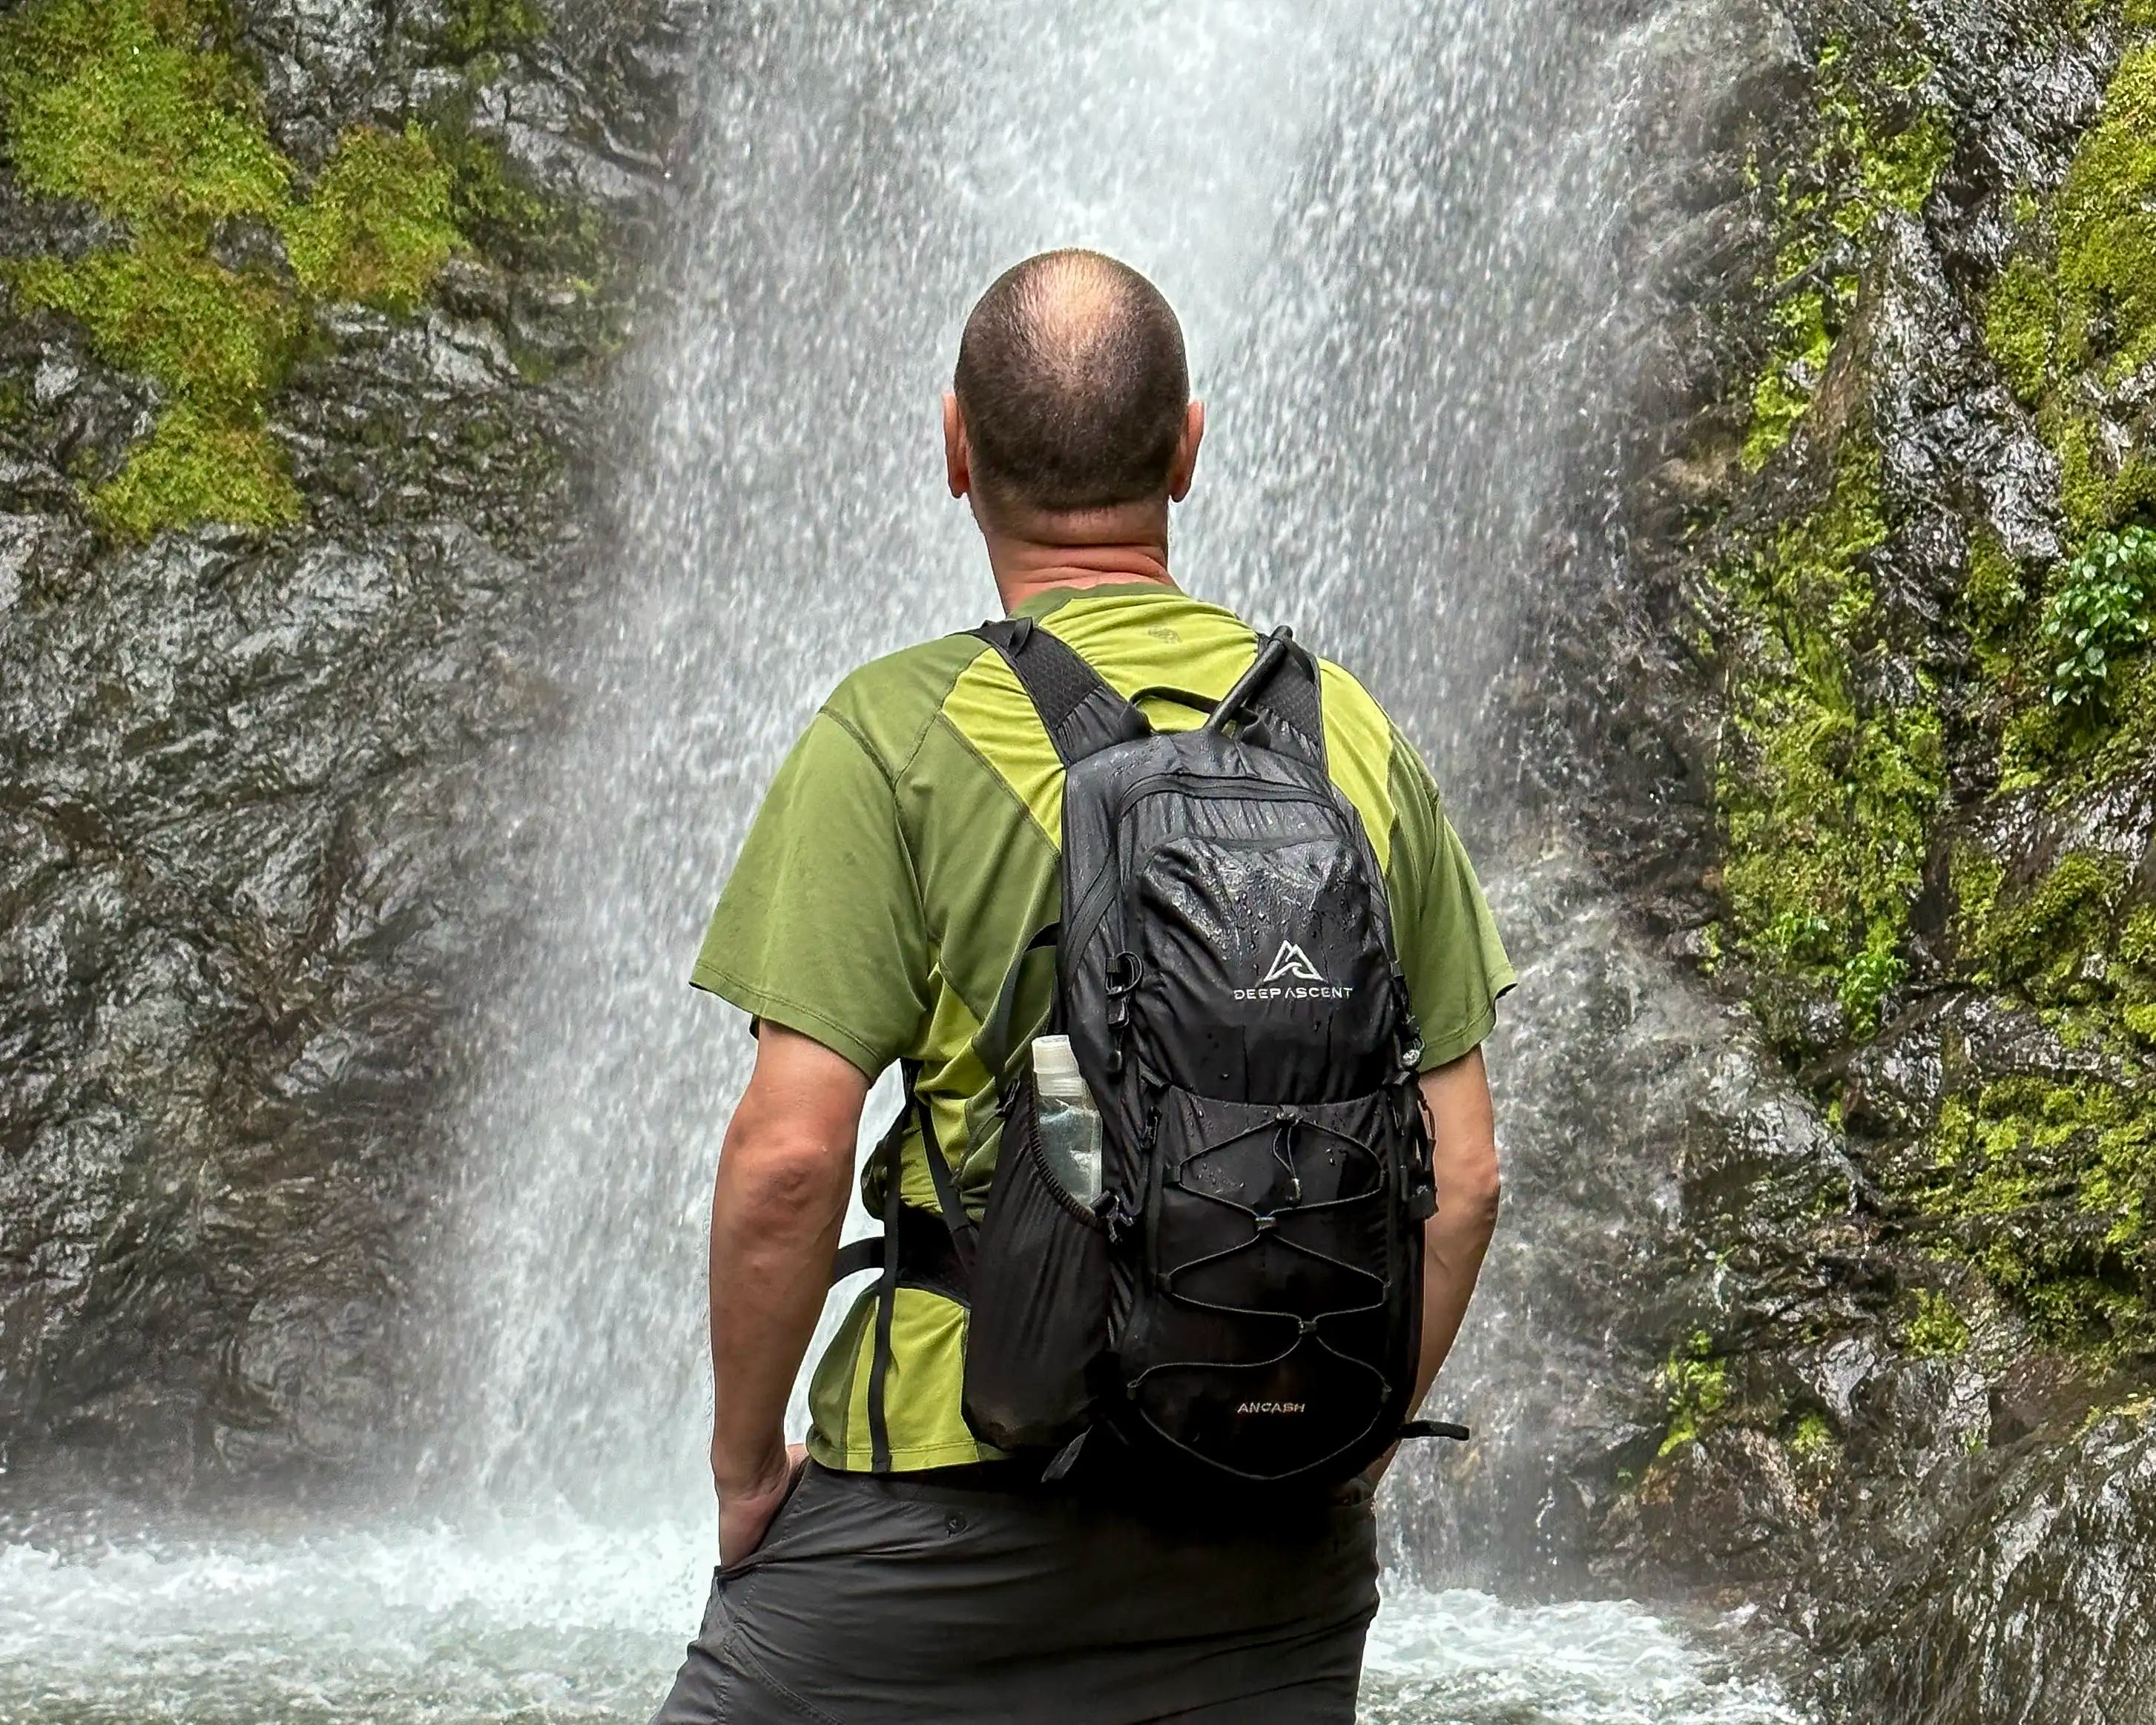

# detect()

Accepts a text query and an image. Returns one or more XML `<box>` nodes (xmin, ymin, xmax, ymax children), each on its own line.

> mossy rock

<box><xmin>279</xmin><ymin>125</ymin><xmax>461</xmax><ymax>315</ymax></box>
<box><xmin>1717</xmin><ymin>434</ymin><xmax>1945</xmax><ymax>1040</ymax></box>
<box><xmin>0</xmin><ymin>0</ymin><xmax>584</xmax><ymax>542</ymax></box>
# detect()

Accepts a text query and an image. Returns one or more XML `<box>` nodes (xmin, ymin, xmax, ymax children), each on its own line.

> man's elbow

<box><xmin>1443</xmin><ymin>1152</ymin><xmax>1503</xmax><ymax>1233</ymax></box>
<box><xmin>720</xmin><ymin>1125</ymin><xmax>852</xmax><ymax>1227</ymax></box>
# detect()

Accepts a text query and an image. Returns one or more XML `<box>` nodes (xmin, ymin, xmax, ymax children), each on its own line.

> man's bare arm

<box><xmin>708</xmin><ymin>1024</ymin><xmax>868</xmax><ymax>1564</ymax></box>
<box><xmin>1368</xmin><ymin>1046</ymin><xmax>1501</xmax><ymax>1485</ymax></box>
<box><xmin>1411</xmin><ymin>1046</ymin><xmax>1502</xmax><ymax>1412</ymax></box>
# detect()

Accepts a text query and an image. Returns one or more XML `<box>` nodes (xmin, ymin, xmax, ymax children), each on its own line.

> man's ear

<box><xmin>1168</xmin><ymin>400</ymin><xmax>1205</xmax><ymax>503</ymax></box>
<box><xmin>943</xmin><ymin>390</ymin><xmax>971</xmax><ymax>499</ymax></box>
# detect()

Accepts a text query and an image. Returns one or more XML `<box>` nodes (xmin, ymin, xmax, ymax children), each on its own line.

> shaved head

<box><xmin>953</xmin><ymin>249</ymin><xmax>1190</xmax><ymax>512</ymax></box>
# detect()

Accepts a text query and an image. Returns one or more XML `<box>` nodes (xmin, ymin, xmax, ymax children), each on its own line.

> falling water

<box><xmin>0</xmin><ymin>1</ymin><xmax>1819</xmax><ymax>1719</ymax></box>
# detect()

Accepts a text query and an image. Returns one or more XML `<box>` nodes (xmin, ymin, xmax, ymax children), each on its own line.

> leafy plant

<box><xmin>2043</xmin><ymin>527</ymin><xmax>2156</xmax><ymax>710</ymax></box>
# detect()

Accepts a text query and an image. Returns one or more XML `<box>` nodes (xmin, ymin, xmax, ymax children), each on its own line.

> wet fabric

<box><xmin>690</xmin><ymin>582</ymin><xmax>1514</xmax><ymax>1471</ymax></box>
<box><xmin>648</xmin><ymin>1462</ymin><xmax>1380</xmax><ymax>1725</ymax></box>
<box><xmin>957</xmin><ymin>629</ymin><xmax>1430</xmax><ymax>1486</ymax></box>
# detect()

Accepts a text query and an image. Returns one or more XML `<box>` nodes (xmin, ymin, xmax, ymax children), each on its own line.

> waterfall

<box><xmin>438</xmin><ymin>0</ymin><xmax>1777</xmax><ymax>1543</ymax></box>
<box><xmin>435</xmin><ymin>0</ymin><xmax>1399</xmax><ymax>1511</ymax></box>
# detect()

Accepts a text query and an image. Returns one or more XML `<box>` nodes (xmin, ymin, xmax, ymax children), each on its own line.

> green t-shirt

<box><xmin>693</xmin><ymin>583</ymin><xmax>1515</xmax><ymax>1471</ymax></box>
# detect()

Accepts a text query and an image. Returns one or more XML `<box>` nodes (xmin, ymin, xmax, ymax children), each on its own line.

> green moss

<box><xmin>1919</xmin><ymin>845</ymin><xmax>2156</xmax><ymax>1346</ymax></box>
<box><xmin>2055</xmin><ymin>48</ymin><xmax>2156</xmax><ymax>381</ymax></box>
<box><xmin>0</xmin><ymin>0</ymin><xmax>485</xmax><ymax>539</ymax></box>
<box><xmin>1987</xmin><ymin>254</ymin><xmax>2058</xmax><ymax>404</ymax></box>
<box><xmin>1859</xmin><ymin>108</ymin><xmax>1953</xmax><ymax>216</ymax></box>
<box><xmin>2057</xmin><ymin>415</ymin><xmax>2156</xmax><ymax>541</ymax></box>
<box><xmin>1745</xmin><ymin>284</ymin><xmax>1838</xmax><ymax>472</ymax></box>
<box><xmin>10</xmin><ymin>239</ymin><xmax>297</xmax><ymax>415</ymax></box>
<box><xmin>279</xmin><ymin>125</ymin><xmax>459</xmax><ymax>313</ymax></box>
<box><xmin>1738</xmin><ymin>45</ymin><xmax>1951</xmax><ymax>468</ymax></box>
<box><xmin>0</xmin><ymin>0</ymin><xmax>288</xmax><ymax>236</ymax></box>
<box><xmin>1951</xmin><ymin>844</ymin><xmax>2005</xmax><ymax>936</ymax></box>
<box><xmin>1905</xmin><ymin>1287</ymin><xmax>1971</xmax><ymax>1356</ymax></box>
<box><xmin>1718</xmin><ymin>436</ymin><xmax>1944</xmax><ymax>1038</ymax></box>
<box><xmin>1965</xmin><ymin>852</ymin><xmax>2126</xmax><ymax>1003</ymax></box>
<box><xmin>1787</xmin><ymin>1411</ymin><xmax>1839</xmax><ymax>1462</ymax></box>
<box><xmin>1913</xmin><ymin>1076</ymin><xmax>2156</xmax><ymax>1350</ymax></box>
<box><xmin>1658</xmin><ymin>1330</ymin><xmax>1730</xmax><ymax>1457</ymax></box>
<box><xmin>1957</xmin><ymin>850</ymin><xmax>2156</xmax><ymax>1029</ymax></box>
<box><xmin>90</xmin><ymin>402</ymin><xmax>300</xmax><ymax>536</ymax></box>
<box><xmin>442</xmin><ymin>0</ymin><xmax>544</xmax><ymax>56</ymax></box>
<box><xmin>1962</xmin><ymin>530</ymin><xmax>2028</xmax><ymax>677</ymax></box>
<box><xmin>1987</xmin><ymin>47</ymin><xmax>2156</xmax><ymax>547</ymax></box>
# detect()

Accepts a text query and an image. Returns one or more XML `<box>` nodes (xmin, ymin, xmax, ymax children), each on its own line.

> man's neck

<box><xmin>978</xmin><ymin>500</ymin><xmax>1178</xmax><ymax>616</ymax></box>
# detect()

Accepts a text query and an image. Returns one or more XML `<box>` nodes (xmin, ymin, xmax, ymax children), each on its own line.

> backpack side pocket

<box><xmin>961</xmin><ymin>1076</ymin><xmax>1112</xmax><ymax>1453</ymax></box>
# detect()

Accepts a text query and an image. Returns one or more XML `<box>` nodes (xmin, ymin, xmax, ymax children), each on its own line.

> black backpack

<box><xmin>834</xmin><ymin>619</ymin><xmax>1460</xmax><ymax>1491</ymax></box>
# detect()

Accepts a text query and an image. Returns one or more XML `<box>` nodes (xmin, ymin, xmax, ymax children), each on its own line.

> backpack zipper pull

<box><xmin>1095</xmin><ymin>1189</ymin><xmax>1134</xmax><ymax>1242</ymax></box>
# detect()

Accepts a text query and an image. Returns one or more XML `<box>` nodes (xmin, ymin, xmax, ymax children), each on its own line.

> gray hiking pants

<box><xmin>650</xmin><ymin>1461</ymin><xmax>1380</xmax><ymax>1724</ymax></box>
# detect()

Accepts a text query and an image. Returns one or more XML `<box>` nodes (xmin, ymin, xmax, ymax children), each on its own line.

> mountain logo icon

<box><xmin>1262</xmin><ymin>941</ymin><xmax>1325</xmax><ymax>985</ymax></box>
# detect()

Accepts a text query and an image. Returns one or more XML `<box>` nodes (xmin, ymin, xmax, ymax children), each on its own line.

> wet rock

<box><xmin>1486</xmin><ymin>0</ymin><xmax>2156</xmax><ymax>1706</ymax></box>
<box><xmin>1385</xmin><ymin>852</ymin><xmax>1864</xmax><ymax>1596</ymax></box>
<box><xmin>0</xmin><ymin>0</ymin><xmax>692</xmax><ymax>1497</ymax></box>
<box><xmin>0</xmin><ymin>523</ymin><xmax>566</xmax><ymax>1489</ymax></box>
<box><xmin>1822</xmin><ymin>1410</ymin><xmax>2156</xmax><ymax>1725</ymax></box>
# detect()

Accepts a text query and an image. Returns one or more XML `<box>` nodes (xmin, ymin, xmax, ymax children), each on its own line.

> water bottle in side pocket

<box><xmin>1029</xmin><ymin>1035</ymin><xmax>1101</xmax><ymax>1206</ymax></box>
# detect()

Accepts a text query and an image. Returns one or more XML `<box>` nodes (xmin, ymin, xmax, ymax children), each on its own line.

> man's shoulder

<box><xmin>1312</xmin><ymin>654</ymin><xmax>1406</xmax><ymax>771</ymax></box>
<box><xmin>820</xmin><ymin>629</ymin><xmax>995</xmax><ymax>774</ymax></box>
<box><xmin>1311</xmin><ymin>653</ymin><xmax>1389</xmax><ymax>728</ymax></box>
<box><xmin>1306</xmin><ymin>654</ymin><xmax>1443</xmax><ymax>875</ymax></box>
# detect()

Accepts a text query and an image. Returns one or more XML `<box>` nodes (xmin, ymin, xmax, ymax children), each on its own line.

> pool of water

<box><xmin>0</xmin><ymin>1512</ymin><xmax>1808</xmax><ymax>1725</ymax></box>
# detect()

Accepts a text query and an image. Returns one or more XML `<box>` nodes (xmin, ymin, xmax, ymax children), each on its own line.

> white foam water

<box><xmin>0</xmin><ymin>1518</ymin><xmax>1807</xmax><ymax>1725</ymax></box>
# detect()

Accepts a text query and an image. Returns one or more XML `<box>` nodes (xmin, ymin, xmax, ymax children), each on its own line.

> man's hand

<box><xmin>1368</xmin><ymin>1045</ymin><xmax>1501</xmax><ymax>1486</ymax></box>
<box><xmin>708</xmin><ymin>1024</ymin><xmax>868</xmax><ymax>1562</ymax></box>
<box><xmin>716</xmin><ymin>1437</ymin><xmax>808</xmax><ymax>1567</ymax></box>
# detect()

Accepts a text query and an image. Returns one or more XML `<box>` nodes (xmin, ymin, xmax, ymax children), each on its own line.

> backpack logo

<box><xmin>1236</xmin><ymin>1399</ymin><xmax>1307</xmax><ymax>1416</ymax></box>
<box><xmin>1262</xmin><ymin>940</ymin><xmax>1325</xmax><ymax>984</ymax></box>
<box><xmin>1233</xmin><ymin>940</ymin><xmax>1351</xmax><ymax>1003</ymax></box>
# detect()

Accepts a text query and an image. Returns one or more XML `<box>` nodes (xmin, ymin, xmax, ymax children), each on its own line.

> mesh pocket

<box><xmin>961</xmin><ymin>1078</ymin><xmax>1112</xmax><ymax>1453</ymax></box>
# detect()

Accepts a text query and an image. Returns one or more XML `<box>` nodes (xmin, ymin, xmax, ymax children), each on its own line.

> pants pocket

<box><xmin>716</xmin><ymin>1456</ymin><xmax>814</xmax><ymax>1583</ymax></box>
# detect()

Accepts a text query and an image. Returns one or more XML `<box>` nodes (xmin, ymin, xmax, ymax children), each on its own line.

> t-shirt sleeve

<box><xmin>690</xmin><ymin>710</ymin><xmax>930</xmax><ymax>1079</ymax></box>
<box><xmin>1385</xmin><ymin>733</ymin><xmax>1517</xmax><ymax>1070</ymax></box>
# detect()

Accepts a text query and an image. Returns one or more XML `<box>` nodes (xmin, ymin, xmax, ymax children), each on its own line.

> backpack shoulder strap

<box><xmin>972</xmin><ymin>617</ymin><xmax>1148</xmax><ymax>766</ymax></box>
<box><xmin>1235</xmin><ymin>633</ymin><xmax>1328</xmax><ymax>774</ymax></box>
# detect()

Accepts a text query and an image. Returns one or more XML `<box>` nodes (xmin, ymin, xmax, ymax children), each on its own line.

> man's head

<box><xmin>945</xmin><ymin>250</ymin><xmax>1201</xmax><ymax>527</ymax></box>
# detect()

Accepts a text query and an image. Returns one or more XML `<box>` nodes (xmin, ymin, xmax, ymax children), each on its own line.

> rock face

<box><xmin>1821</xmin><ymin>1407</ymin><xmax>2156</xmax><ymax>1724</ymax></box>
<box><xmin>0</xmin><ymin>0</ymin><xmax>697</xmax><ymax>1497</ymax></box>
<box><xmin>1487</xmin><ymin>0</ymin><xmax>2156</xmax><ymax>1717</ymax></box>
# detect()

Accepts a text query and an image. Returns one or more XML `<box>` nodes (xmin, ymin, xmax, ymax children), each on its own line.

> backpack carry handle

<box><xmin>1204</xmin><ymin>626</ymin><xmax>1299</xmax><ymax>734</ymax></box>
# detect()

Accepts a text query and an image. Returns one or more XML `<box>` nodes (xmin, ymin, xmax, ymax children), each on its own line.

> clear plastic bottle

<box><xmin>1030</xmin><ymin>1035</ymin><xmax>1102</xmax><ymax>1207</ymax></box>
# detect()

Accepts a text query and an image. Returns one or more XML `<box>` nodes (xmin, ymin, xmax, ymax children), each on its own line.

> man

<box><xmin>656</xmin><ymin>249</ymin><xmax>1511</xmax><ymax>1724</ymax></box>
